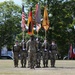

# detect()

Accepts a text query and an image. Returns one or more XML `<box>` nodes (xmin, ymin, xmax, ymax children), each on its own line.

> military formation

<box><xmin>12</xmin><ymin>35</ymin><xmax>58</xmax><ymax>69</ymax></box>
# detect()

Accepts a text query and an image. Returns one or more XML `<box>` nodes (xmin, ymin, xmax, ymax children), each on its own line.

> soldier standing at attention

<box><xmin>36</xmin><ymin>38</ymin><xmax>42</xmax><ymax>68</ymax></box>
<box><xmin>13</xmin><ymin>40</ymin><xmax>20</xmax><ymax>67</ymax></box>
<box><xmin>49</xmin><ymin>40</ymin><xmax>58</xmax><ymax>68</ymax></box>
<box><xmin>20</xmin><ymin>39</ymin><xmax>27</xmax><ymax>68</ymax></box>
<box><xmin>42</xmin><ymin>39</ymin><xmax>49</xmax><ymax>68</ymax></box>
<box><xmin>26</xmin><ymin>35</ymin><xmax>37</xmax><ymax>69</ymax></box>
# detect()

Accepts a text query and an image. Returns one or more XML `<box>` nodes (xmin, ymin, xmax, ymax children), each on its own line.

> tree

<box><xmin>0</xmin><ymin>0</ymin><xmax>21</xmax><ymax>57</ymax></box>
<box><xmin>21</xmin><ymin>0</ymin><xmax>75</xmax><ymax>58</ymax></box>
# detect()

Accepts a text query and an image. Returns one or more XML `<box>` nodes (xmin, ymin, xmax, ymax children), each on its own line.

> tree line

<box><xmin>0</xmin><ymin>0</ymin><xmax>75</xmax><ymax>59</ymax></box>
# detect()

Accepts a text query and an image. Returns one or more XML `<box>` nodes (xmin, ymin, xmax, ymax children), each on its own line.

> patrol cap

<box><xmin>51</xmin><ymin>39</ymin><xmax>56</xmax><ymax>42</ymax></box>
<box><xmin>15</xmin><ymin>40</ymin><xmax>18</xmax><ymax>42</ymax></box>
<box><xmin>30</xmin><ymin>35</ymin><xmax>34</xmax><ymax>37</ymax></box>
<box><xmin>30</xmin><ymin>35</ymin><xmax>34</xmax><ymax>38</ymax></box>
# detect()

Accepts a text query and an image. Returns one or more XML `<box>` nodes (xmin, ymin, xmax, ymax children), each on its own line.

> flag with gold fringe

<box><xmin>35</xmin><ymin>3</ymin><xmax>41</xmax><ymax>32</ymax></box>
<box><xmin>27</xmin><ymin>7</ymin><xmax>34</xmax><ymax>35</ymax></box>
<box><xmin>42</xmin><ymin>6</ymin><xmax>49</xmax><ymax>31</ymax></box>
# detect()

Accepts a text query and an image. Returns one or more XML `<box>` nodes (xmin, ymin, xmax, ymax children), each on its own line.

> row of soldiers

<box><xmin>13</xmin><ymin>35</ymin><xmax>58</xmax><ymax>69</ymax></box>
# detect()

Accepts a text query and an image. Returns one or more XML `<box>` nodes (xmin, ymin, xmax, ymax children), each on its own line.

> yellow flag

<box><xmin>42</xmin><ymin>6</ymin><xmax>49</xmax><ymax>31</ymax></box>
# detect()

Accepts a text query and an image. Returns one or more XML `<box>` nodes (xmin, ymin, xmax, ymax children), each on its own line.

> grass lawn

<box><xmin>0</xmin><ymin>60</ymin><xmax>75</xmax><ymax>75</ymax></box>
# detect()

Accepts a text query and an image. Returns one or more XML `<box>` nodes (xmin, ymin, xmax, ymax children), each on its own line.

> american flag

<box><xmin>21</xmin><ymin>5</ymin><xmax>25</xmax><ymax>31</ymax></box>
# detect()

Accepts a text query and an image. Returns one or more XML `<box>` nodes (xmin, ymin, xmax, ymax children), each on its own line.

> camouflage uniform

<box><xmin>26</xmin><ymin>35</ymin><xmax>37</xmax><ymax>69</ymax></box>
<box><xmin>13</xmin><ymin>41</ymin><xmax>20</xmax><ymax>67</ymax></box>
<box><xmin>42</xmin><ymin>40</ymin><xmax>49</xmax><ymax>67</ymax></box>
<box><xmin>36</xmin><ymin>39</ymin><xmax>42</xmax><ymax>68</ymax></box>
<box><xmin>49</xmin><ymin>41</ymin><xmax>58</xmax><ymax>67</ymax></box>
<box><xmin>20</xmin><ymin>41</ymin><xmax>27</xmax><ymax>68</ymax></box>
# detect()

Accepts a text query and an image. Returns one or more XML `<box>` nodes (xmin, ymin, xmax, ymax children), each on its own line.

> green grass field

<box><xmin>0</xmin><ymin>60</ymin><xmax>75</xmax><ymax>75</ymax></box>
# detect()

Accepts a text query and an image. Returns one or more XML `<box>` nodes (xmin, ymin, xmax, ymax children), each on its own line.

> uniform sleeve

<box><xmin>42</xmin><ymin>43</ymin><xmax>45</xmax><ymax>48</ymax></box>
<box><xmin>49</xmin><ymin>44</ymin><xmax>52</xmax><ymax>51</ymax></box>
<box><xmin>20</xmin><ymin>43</ymin><xmax>22</xmax><ymax>49</ymax></box>
<box><xmin>56</xmin><ymin>44</ymin><xmax>58</xmax><ymax>51</ymax></box>
<box><xmin>48</xmin><ymin>43</ymin><xmax>50</xmax><ymax>51</ymax></box>
<box><xmin>39</xmin><ymin>42</ymin><xmax>42</xmax><ymax>50</ymax></box>
<box><xmin>35</xmin><ymin>41</ymin><xmax>38</xmax><ymax>50</ymax></box>
<box><xmin>54</xmin><ymin>44</ymin><xmax>58</xmax><ymax>54</ymax></box>
<box><xmin>26</xmin><ymin>41</ymin><xmax>29</xmax><ymax>51</ymax></box>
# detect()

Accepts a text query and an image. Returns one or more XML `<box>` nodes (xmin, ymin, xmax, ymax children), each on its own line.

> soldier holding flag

<box><xmin>42</xmin><ymin>39</ymin><xmax>49</xmax><ymax>67</ymax></box>
<box><xmin>36</xmin><ymin>38</ymin><xmax>42</xmax><ymax>68</ymax></box>
<box><xmin>20</xmin><ymin>39</ymin><xmax>27</xmax><ymax>68</ymax></box>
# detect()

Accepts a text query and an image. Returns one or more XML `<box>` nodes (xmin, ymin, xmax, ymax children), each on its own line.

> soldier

<box><xmin>13</xmin><ymin>40</ymin><xmax>20</xmax><ymax>67</ymax></box>
<box><xmin>49</xmin><ymin>40</ymin><xmax>58</xmax><ymax>67</ymax></box>
<box><xmin>42</xmin><ymin>39</ymin><xmax>49</xmax><ymax>68</ymax></box>
<box><xmin>20</xmin><ymin>39</ymin><xmax>27</xmax><ymax>68</ymax></box>
<box><xmin>36</xmin><ymin>38</ymin><xmax>42</xmax><ymax>68</ymax></box>
<box><xmin>26</xmin><ymin>35</ymin><xmax>37</xmax><ymax>69</ymax></box>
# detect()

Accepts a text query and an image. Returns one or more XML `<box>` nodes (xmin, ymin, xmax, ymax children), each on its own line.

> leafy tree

<box><xmin>21</xmin><ymin>0</ymin><xmax>75</xmax><ymax>58</ymax></box>
<box><xmin>0</xmin><ymin>0</ymin><xmax>21</xmax><ymax>57</ymax></box>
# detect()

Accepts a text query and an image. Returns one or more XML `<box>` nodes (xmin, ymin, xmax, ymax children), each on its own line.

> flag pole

<box><xmin>37</xmin><ymin>31</ymin><xmax>38</xmax><ymax>51</ymax></box>
<box><xmin>45</xmin><ymin>30</ymin><xmax>46</xmax><ymax>49</ymax></box>
<box><xmin>21</xmin><ymin>4</ymin><xmax>25</xmax><ymax>50</ymax></box>
<box><xmin>21</xmin><ymin>30</ymin><xmax>24</xmax><ymax>50</ymax></box>
<box><xmin>45</xmin><ymin>30</ymin><xmax>46</xmax><ymax>40</ymax></box>
<box><xmin>23</xmin><ymin>30</ymin><xmax>25</xmax><ymax>40</ymax></box>
<box><xmin>37</xmin><ymin>31</ymin><xmax>38</xmax><ymax>38</ymax></box>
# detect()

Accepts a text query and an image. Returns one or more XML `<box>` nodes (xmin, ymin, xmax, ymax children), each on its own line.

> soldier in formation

<box><xmin>20</xmin><ymin>39</ymin><xmax>27</xmax><ymax>68</ymax></box>
<box><xmin>12</xmin><ymin>38</ymin><xmax>58</xmax><ymax>68</ymax></box>
<box><xmin>49</xmin><ymin>40</ymin><xmax>58</xmax><ymax>67</ymax></box>
<box><xmin>26</xmin><ymin>35</ymin><xmax>37</xmax><ymax>69</ymax></box>
<box><xmin>36</xmin><ymin>38</ymin><xmax>42</xmax><ymax>68</ymax></box>
<box><xmin>42</xmin><ymin>39</ymin><xmax>49</xmax><ymax>67</ymax></box>
<box><xmin>12</xmin><ymin>40</ymin><xmax>20</xmax><ymax>67</ymax></box>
